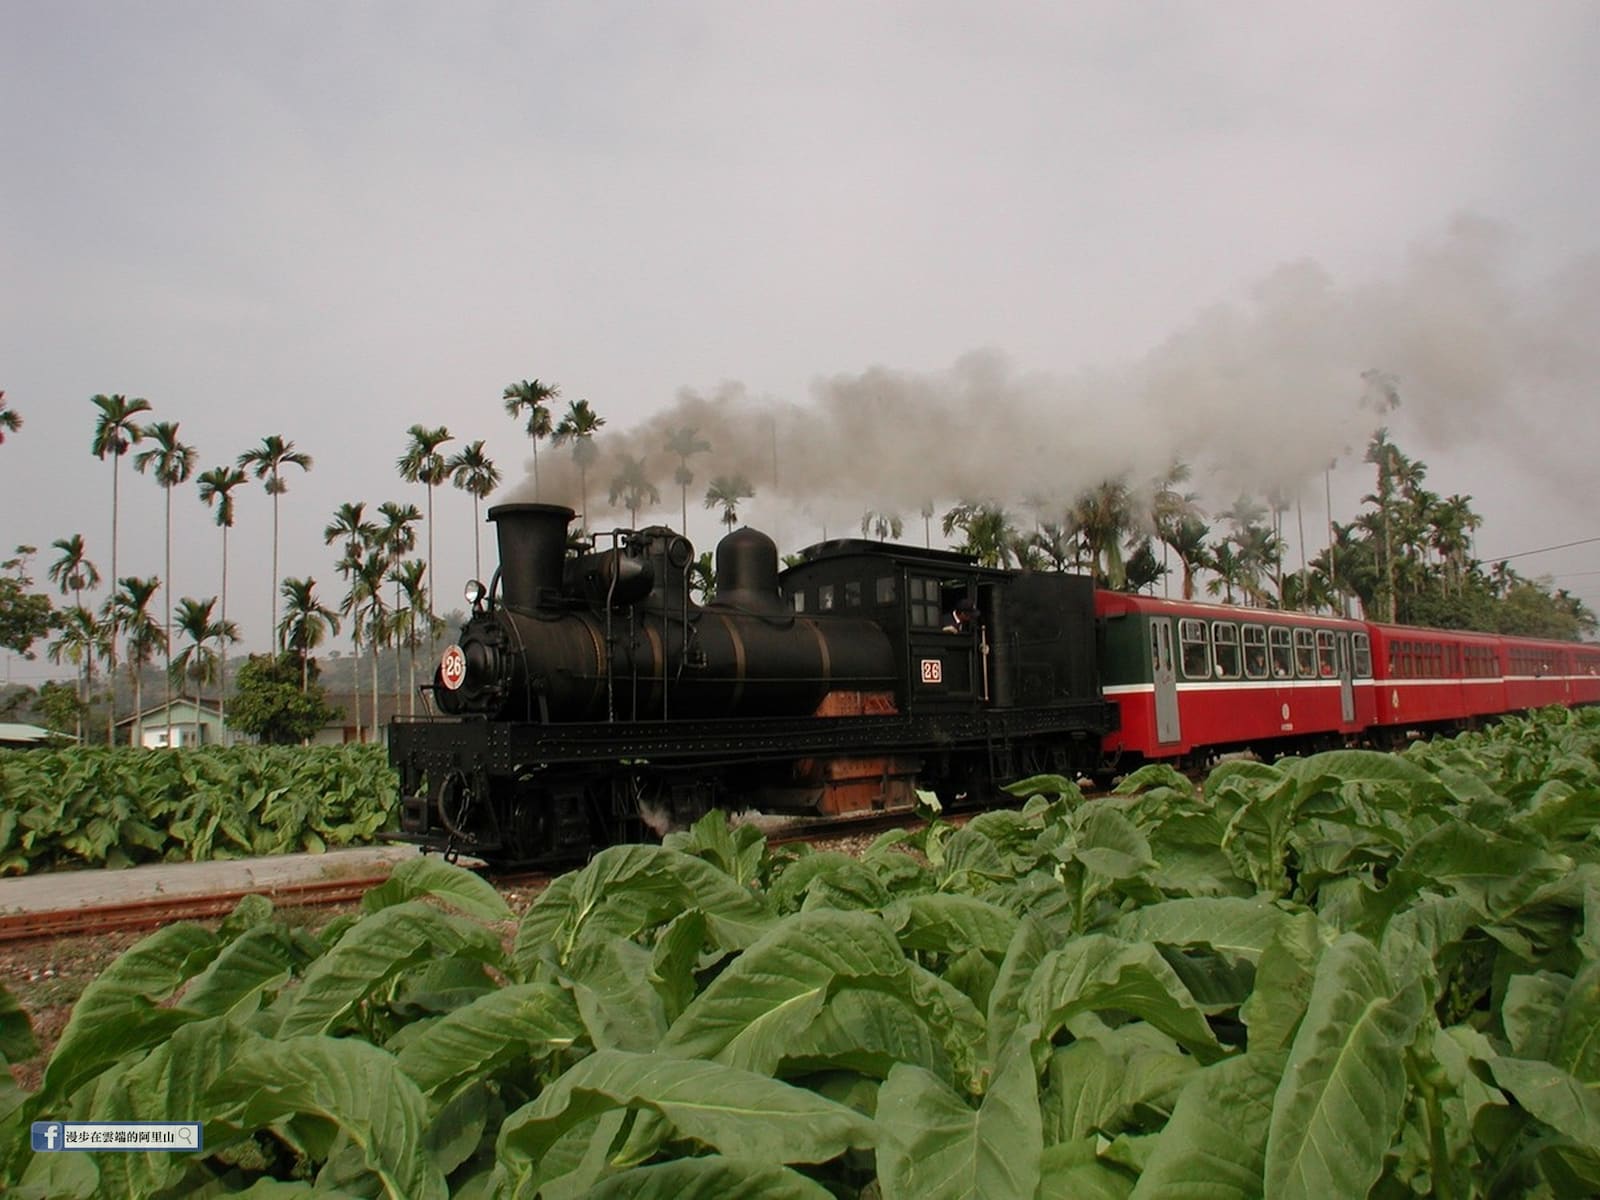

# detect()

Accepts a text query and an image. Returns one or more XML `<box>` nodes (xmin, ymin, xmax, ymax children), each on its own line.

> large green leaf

<box><xmin>512</xmin><ymin>845</ymin><xmax>773</xmax><ymax>975</ymax></box>
<box><xmin>1488</xmin><ymin>1055</ymin><xmax>1600</xmax><ymax>1149</ymax></box>
<box><xmin>86</xmin><ymin>1014</ymin><xmax>241</xmax><ymax>1198</ymax></box>
<box><xmin>1501</xmin><ymin>971</ymin><xmax>1571</xmax><ymax>1062</ymax></box>
<box><xmin>1552</xmin><ymin>958</ymin><xmax>1600</xmax><ymax>1084</ymax></box>
<box><xmin>883</xmin><ymin>893</ymin><xmax>1019</xmax><ymax>957</ymax></box>
<box><xmin>179</xmin><ymin>923</ymin><xmax>302</xmax><ymax>1019</ymax></box>
<box><xmin>395</xmin><ymin>982</ymin><xmax>583</xmax><ymax>1100</ymax></box>
<box><xmin>660</xmin><ymin>909</ymin><xmax>928</xmax><ymax>1074</ymax></box>
<box><xmin>361</xmin><ymin>854</ymin><xmax>513</xmax><ymax>922</ymax></box>
<box><xmin>277</xmin><ymin>899</ymin><xmax>504</xmax><ymax>1038</ymax></box>
<box><xmin>212</xmin><ymin>1034</ymin><xmax>446</xmax><ymax>1200</ymax></box>
<box><xmin>496</xmin><ymin>1050</ymin><xmax>876</xmax><ymax>1195</ymax></box>
<box><xmin>36</xmin><ymin>921</ymin><xmax>219</xmax><ymax>1110</ymax></box>
<box><xmin>1393</xmin><ymin>822</ymin><xmax>1572</xmax><ymax>918</ymax></box>
<box><xmin>1128</xmin><ymin>1050</ymin><xmax>1284</xmax><ymax>1200</ymax></box>
<box><xmin>1042</xmin><ymin>1029</ymin><xmax>1197</xmax><ymax>1143</ymax></box>
<box><xmin>585</xmin><ymin>1156</ymin><xmax>836</xmax><ymax>1198</ymax></box>
<box><xmin>1109</xmin><ymin>896</ymin><xmax>1291</xmax><ymax>960</ymax></box>
<box><xmin>1020</xmin><ymin>935</ymin><xmax>1224</xmax><ymax>1065</ymax></box>
<box><xmin>875</xmin><ymin>1029</ymin><xmax>1042</xmax><ymax>1200</ymax></box>
<box><xmin>1262</xmin><ymin>933</ymin><xmax>1425</xmax><ymax>1200</ymax></box>
<box><xmin>1036</xmin><ymin>1139</ymin><xmax>1137</xmax><ymax>1200</ymax></box>
<box><xmin>563</xmin><ymin>934</ymin><xmax>669</xmax><ymax>1052</ymax></box>
<box><xmin>782</xmin><ymin>987</ymin><xmax>951</xmax><ymax>1081</ymax></box>
<box><xmin>985</xmin><ymin>917</ymin><xmax>1051</xmax><ymax>1066</ymax></box>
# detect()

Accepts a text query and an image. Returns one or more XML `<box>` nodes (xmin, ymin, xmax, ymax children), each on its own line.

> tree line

<box><xmin>0</xmin><ymin>384</ymin><xmax>1592</xmax><ymax>745</ymax></box>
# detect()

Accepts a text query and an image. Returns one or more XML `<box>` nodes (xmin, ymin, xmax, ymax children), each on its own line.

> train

<box><xmin>386</xmin><ymin>501</ymin><xmax>1600</xmax><ymax>865</ymax></box>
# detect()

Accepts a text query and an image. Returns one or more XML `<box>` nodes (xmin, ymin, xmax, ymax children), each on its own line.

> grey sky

<box><xmin>4</xmin><ymin>2</ymin><xmax>1598</xmax><ymax>680</ymax></box>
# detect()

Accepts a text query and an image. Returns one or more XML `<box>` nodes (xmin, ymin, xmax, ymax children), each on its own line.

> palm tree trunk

<box><xmin>369</xmin><ymin>608</ymin><xmax>380</xmax><ymax>742</ymax></box>
<box><xmin>164</xmin><ymin>486</ymin><xmax>173</xmax><ymax>724</ymax></box>
<box><xmin>218</xmin><ymin>523</ymin><xmax>229</xmax><ymax>738</ymax></box>
<box><xmin>425</xmin><ymin>483</ymin><xmax>435</xmax><ymax>623</ymax></box>
<box><xmin>472</xmin><ymin>494</ymin><xmax>482</xmax><ymax>581</ymax></box>
<box><xmin>352</xmin><ymin>632</ymin><xmax>363</xmax><ymax>743</ymax></box>
<box><xmin>108</xmin><ymin>456</ymin><xmax>120</xmax><ymax>743</ymax></box>
<box><xmin>271</xmin><ymin>489</ymin><xmax>281</xmax><ymax>645</ymax></box>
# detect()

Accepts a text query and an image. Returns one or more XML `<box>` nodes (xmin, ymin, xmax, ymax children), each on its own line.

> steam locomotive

<box><xmin>388</xmin><ymin>502</ymin><xmax>1112</xmax><ymax>864</ymax></box>
<box><xmin>388</xmin><ymin>502</ymin><xmax>1600</xmax><ymax>866</ymax></box>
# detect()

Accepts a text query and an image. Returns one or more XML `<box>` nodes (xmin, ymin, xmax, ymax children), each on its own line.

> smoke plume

<box><xmin>514</xmin><ymin>214</ymin><xmax>1600</xmax><ymax>548</ymax></box>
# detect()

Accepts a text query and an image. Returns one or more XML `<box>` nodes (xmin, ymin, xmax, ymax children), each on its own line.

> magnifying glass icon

<box><xmin>176</xmin><ymin>1126</ymin><xmax>196</xmax><ymax>1148</ymax></box>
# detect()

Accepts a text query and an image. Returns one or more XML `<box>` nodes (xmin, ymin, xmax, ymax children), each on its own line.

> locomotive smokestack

<box><xmin>489</xmin><ymin>503</ymin><xmax>574</xmax><ymax>612</ymax></box>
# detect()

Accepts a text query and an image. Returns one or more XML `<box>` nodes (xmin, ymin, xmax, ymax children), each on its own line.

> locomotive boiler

<box><xmin>389</xmin><ymin>502</ymin><xmax>1115</xmax><ymax>864</ymax></box>
<box><xmin>434</xmin><ymin>503</ymin><xmax>900</xmax><ymax>724</ymax></box>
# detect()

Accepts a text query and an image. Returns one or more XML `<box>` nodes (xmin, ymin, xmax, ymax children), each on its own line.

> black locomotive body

<box><xmin>388</xmin><ymin>502</ymin><xmax>1114</xmax><ymax>864</ymax></box>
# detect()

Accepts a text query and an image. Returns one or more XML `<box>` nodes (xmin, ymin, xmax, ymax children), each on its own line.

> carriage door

<box><xmin>1336</xmin><ymin>632</ymin><xmax>1356</xmax><ymax>723</ymax></box>
<box><xmin>1151</xmin><ymin>619</ymin><xmax>1181</xmax><ymax>743</ymax></box>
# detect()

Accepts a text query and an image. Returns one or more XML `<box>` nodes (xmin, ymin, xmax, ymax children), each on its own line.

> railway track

<box><xmin>0</xmin><ymin>807</ymin><xmax>942</xmax><ymax>946</ymax></box>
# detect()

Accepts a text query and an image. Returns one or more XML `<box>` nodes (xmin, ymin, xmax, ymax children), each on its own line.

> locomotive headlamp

<box><xmin>464</xmin><ymin>579</ymin><xmax>487</xmax><ymax>610</ymax></box>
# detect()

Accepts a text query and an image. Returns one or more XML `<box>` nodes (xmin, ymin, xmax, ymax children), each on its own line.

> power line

<box><xmin>1479</xmin><ymin>534</ymin><xmax>1600</xmax><ymax>563</ymax></box>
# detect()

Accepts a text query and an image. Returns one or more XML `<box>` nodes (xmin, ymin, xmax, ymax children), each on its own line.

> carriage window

<box><xmin>875</xmin><ymin>576</ymin><xmax>896</xmax><ymax>605</ymax></box>
<box><xmin>791</xmin><ymin>591</ymin><xmax>807</xmax><ymax>613</ymax></box>
<box><xmin>1150</xmin><ymin>623</ymin><xmax>1172</xmax><ymax>674</ymax></box>
<box><xmin>1352</xmin><ymin>633</ymin><xmax>1371</xmax><ymax>678</ymax></box>
<box><xmin>844</xmin><ymin>581</ymin><xmax>861</xmax><ymax>608</ymax></box>
<box><xmin>818</xmin><ymin>584</ymin><xmax>835</xmax><ymax>611</ymax></box>
<box><xmin>1242</xmin><ymin>625</ymin><xmax>1268</xmax><ymax>680</ymax></box>
<box><xmin>1212</xmin><ymin>622</ymin><xmax>1241</xmax><ymax>679</ymax></box>
<box><xmin>1293</xmin><ymin>629</ymin><xmax>1317</xmax><ymax>678</ymax></box>
<box><xmin>1179</xmin><ymin>619</ymin><xmax>1211</xmax><ymax>679</ymax></box>
<box><xmin>1316</xmin><ymin>631</ymin><xmax>1337</xmax><ymax>677</ymax></box>
<box><xmin>1269</xmin><ymin>627</ymin><xmax>1293</xmax><ymax>679</ymax></box>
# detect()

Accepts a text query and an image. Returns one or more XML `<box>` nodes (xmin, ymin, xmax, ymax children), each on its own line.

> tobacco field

<box><xmin>0</xmin><ymin>746</ymin><xmax>399</xmax><ymax>874</ymax></box>
<box><xmin>3</xmin><ymin>706</ymin><xmax>1599</xmax><ymax>1197</ymax></box>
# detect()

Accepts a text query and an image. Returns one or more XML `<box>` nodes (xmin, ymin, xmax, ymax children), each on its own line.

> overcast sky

<box><xmin>3</xmin><ymin>2</ymin><xmax>1598</xmax><ymax>681</ymax></box>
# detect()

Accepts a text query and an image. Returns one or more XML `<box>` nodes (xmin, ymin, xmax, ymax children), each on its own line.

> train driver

<box><xmin>942</xmin><ymin>597</ymin><xmax>979</xmax><ymax>635</ymax></box>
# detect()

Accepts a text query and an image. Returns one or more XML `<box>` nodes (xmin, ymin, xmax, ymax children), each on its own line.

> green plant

<box><xmin>4</xmin><ymin>709</ymin><xmax>1599</xmax><ymax>1196</ymax></box>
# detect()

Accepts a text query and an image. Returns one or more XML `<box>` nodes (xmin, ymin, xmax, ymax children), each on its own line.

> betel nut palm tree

<box><xmin>197</xmin><ymin>465</ymin><xmax>248</xmax><ymax>730</ymax></box>
<box><xmin>325</xmin><ymin>501</ymin><xmax>379</xmax><ymax>738</ymax></box>
<box><xmin>48</xmin><ymin>535</ymin><xmax>102</xmax><ymax>738</ymax></box>
<box><xmin>447</xmin><ymin>440</ymin><xmax>501</xmax><ymax>582</ymax></box>
<box><xmin>238</xmin><ymin>435</ymin><xmax>313</xmax><ymax>641</ymax></box>
<box><xmin>110</xmin><ymin>576</ymin><xmax>165</xmax><ymax>746</ymax></box>
<box><xmin>552</xmin><ymin>399</ymin><xmax>605</xmax><ymax>534</ymax></box>
<box><xmin>0</xmin><ymin>391</ymin><xmax>20</xmax><ymax>444</ymax></box>
<box><xmin>172</xmin><ymin>596</ymin><xmax>238</xmax><ymax>745</ymax></box>
<box><xmin>665</xmin><ymin>425</ymin><xmax>711</xmax><ymax>535</ymax></box>
<box><xmin>503</xmin><ymin>378</ymin><xmax>559</xmax><ymax>499</ymax></box>
<box><xmin>397</xmin><ymin>424</ymin><xmax>453</xmax><ymax>622</ymax></box>
<box><xmin>278</xmin><ymin>576</ymin><xmax>341</xmax><ymax>692</ymax></box>
<box><xmin>134</xmin><ymin>420</ymin><xmax>198</xmax><ymax>719</ymax></box>
<box><xmin>704</xmin><ymin>474</ymin><xmax>755</xmax><ymax>532</ymax></box>
<box><xmin>91</xmin><ymin>393</ymin><xmax>154</xmax><ymax>739</ymax></box>
<box><xmin>607</xmin><ymin>453</ymin><xmax>660</xmax><ymax>529</ymax></box>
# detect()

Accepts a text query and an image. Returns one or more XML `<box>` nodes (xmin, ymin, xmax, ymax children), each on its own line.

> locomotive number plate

<box><xmin>920</xmin><ymin>658</ymin><xmax>943</xmax><ymax>684</ymax></box>
<box><xmin>440</xmin><ymin>644</ymin><xmax>467</xmax><ymax>691</ymax></box>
